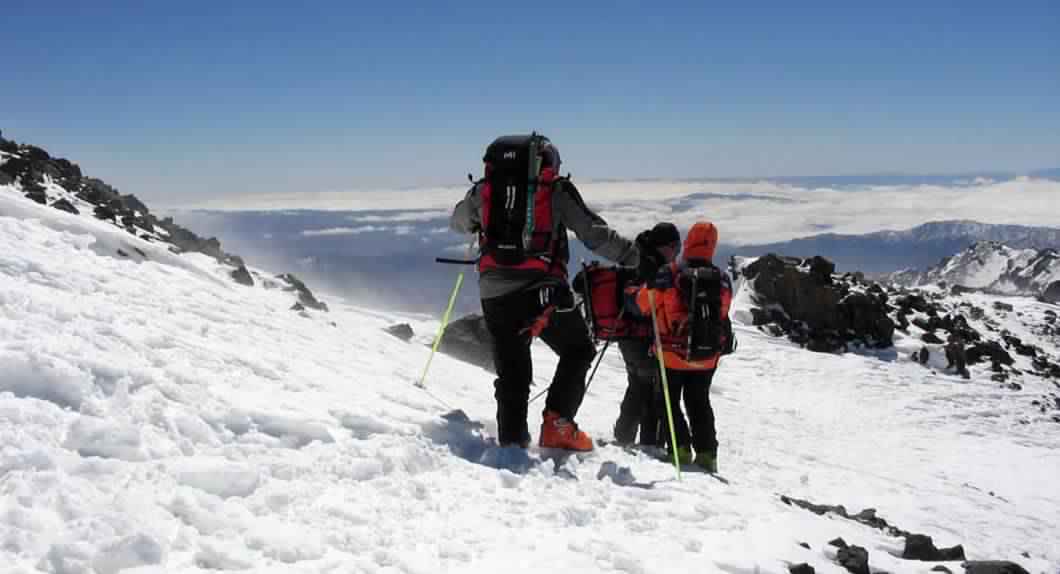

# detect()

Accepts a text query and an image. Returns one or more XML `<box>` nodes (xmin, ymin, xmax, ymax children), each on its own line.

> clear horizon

<box><xmin>1</xmin><ymin>1</ymin><xmax>1058</xmax><ymax>203</ymax></box>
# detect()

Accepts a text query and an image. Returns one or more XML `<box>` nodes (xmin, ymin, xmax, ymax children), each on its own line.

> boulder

<box><xmin>94</xmin><ymin>204</ymin><xmax>117</xmax><ymax>221</ymax></box>
<box><xmin>122</xmin><ymin>194</ymin><xmax>150</xmax><ymax>215</ymax></box>
<box><xmin>789</xmin><ymin>565</ymin><xmax>815</xmax><ymax>574</ymax></box>
<box><xmin>922</xmin><ymin>332</ymin><xmax>944</xmax><ymax>344</ymax></box>
<box><xmin>966</xmin><ymin>341</ymin><xmax>1014</xmax><ymax>367</ymax></box>
<box><xmin>53</xmin><ymin>158</ymin><xmax>82</xmax><ymax>180</ymax></box>
<box><xmin>0</xmin><ymin>156</ymin><xmax>29</xmax><ymax>181</ymax></box>
<box><xmin>230</xmin><ymin>264</ymin><xmax>254</xmax><ymax>287</ymax></box>
<box><xmin>1042</xmin><ymin>281</ymin><xmax>1060</xmax><ymax>304</ymax></box>
<box><xmin>896</xmin><ymin>293</ymin><xmax>932</xmax><ymax>314</ymax></box>
<box><xmin>438</xmin><ymin>314</ymin><xmax>495</xmax><ymax>372</ymax></box>
<box><xmin>1001</xmin><ymin>334</ymin><xmax>1037</xmax><ymax>357</ymax></box>
<box><xmin>961</xmin><ymin>561</ymin><xmax>1030</xmax><ymax>574</ymax></box>
<box><xmin>384</xmin><ymin>323</ymin><xmax>415</xmax><ymax>342</ymax></box>
<box><xmin>23</xmin><ymin>145</ymin><xmax>50</xmax><ymax>162</ymax></box>
<box><xmin>806</xmin><ymin>256</ymin><xmax>835</xmax><ymax>284</ymax></box>
<box><xmin>836</xmin><ymin>545</ymin><xmax>869</xmax><ymax>574</ymax></box>
<box><xmin>25</xmin><ymin>190</ymin><xmax>47</xmax><ymax>204</ymax></box>
<box><xmin>50</xmin><ymin>198</ymin><xmax>80</xmax><ymax>215</ymax></box>
<box><xmin>277</xmin><ymin>273</ymin><xmax>328</xmax><ymax>312</ymax></box>
<box><xmin>77</xmin><ymin>177</ymin><xmax>121</xmax><ymax>205</ymax></box>
<box><xmin>902</xmin><ymin>533</ymin><xmax>965</xmax><ymax>561</ymax></box>
<box><xmin>743</xmin><ymin>254</ymin><xmax>894</xmax><ymax>351</ymax></box>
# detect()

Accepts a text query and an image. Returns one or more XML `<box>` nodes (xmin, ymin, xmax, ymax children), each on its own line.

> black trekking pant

<box><xmin>481</xmin><ymin>286</ymin><xmax>596</xmax><ymax>445</ymax></box>
<box><xmin>614</xmin><ymin>338</ymin><xmax>667</xmax><ymax>446</ymax></box>
<box><xmin>663</xmin><ymin>369</ymin><xmax>718</xmax><ymax>456</ymax></box>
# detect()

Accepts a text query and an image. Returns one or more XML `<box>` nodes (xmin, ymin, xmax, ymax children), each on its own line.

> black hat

<box><xmin>645</xmin><ymin>222</ymin><xmax>680</xmax><ymax>247</ymax></box>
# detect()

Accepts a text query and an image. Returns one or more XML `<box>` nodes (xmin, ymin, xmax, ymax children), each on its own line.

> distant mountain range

<box><xmin>720</xmin><ymin>220</ymin><xmax>1060</xmax><ymax>275</ymax></box>
<box><xmin>888</xmin><ymin>241</ymin><xmax>1060</xmax><ymax>302</ymax></box>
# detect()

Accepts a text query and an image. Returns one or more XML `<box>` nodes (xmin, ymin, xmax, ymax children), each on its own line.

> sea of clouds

<box><xmin>170</xmin><ymin>175</ymin><xmax>1060</xmax><ymax>314</ymax></box>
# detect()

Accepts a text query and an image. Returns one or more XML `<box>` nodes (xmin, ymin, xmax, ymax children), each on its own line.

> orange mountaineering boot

<box><xmin>539</xmin><ymin>410</ymin><xmax>594</xmax><ymax>452</ymax></box>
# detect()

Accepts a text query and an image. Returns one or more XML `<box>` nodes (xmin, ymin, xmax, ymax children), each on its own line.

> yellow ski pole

<box><xmin>648</xmin><ymin>290</ymin><xmax>682</xmax><ymax>481</ymax></box>
<box><xmin>418</xmin><ymin>239</ymin><xmax>475</xmax><ymax>389</ymax></box>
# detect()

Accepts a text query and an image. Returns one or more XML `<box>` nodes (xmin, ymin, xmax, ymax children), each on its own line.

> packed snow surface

<box><xmin>2</xmin><ymin>189</ymin><xmax>1059</xmax><ymax>573</ymax></box>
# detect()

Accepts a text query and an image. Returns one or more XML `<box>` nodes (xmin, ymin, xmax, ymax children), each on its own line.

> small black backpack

<box><xmin>680</xmin><ymin>264</ymin><xmax>731</xmax><ymax>361</ymax></box>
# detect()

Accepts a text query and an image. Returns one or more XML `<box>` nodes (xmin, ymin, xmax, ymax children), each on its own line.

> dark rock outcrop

<box><xmin>25</xmin><ymin>189</ymin><xmax>47</xmax><ymax>204</ymax></box>
<box><xmin>438</xmin><ymin>314</ymin><xmax>495</xmax><ymax>372</ymax></box>
<box><xmin>230</xmin><ymin>264</ymin><xmax>254</xmax><ymax>287</ymax></box>
<box><xmin>966</xmin><ymin>341</ymin><xmax>1014</xmax><ymax>367</ymax></box>
<box><xmin>781</xmin><ymin>495</ymin><xmax>1025</xmax><ymax>572</ymax></box>
<box><xmin>902</xmin><ymin>533</ymin><xmax>965</xmax><ymax>561</ymax></box>
<box><xmin>922</xmin><ymin>332</ymin><xmax>944</xmax><ymax>344</ymax></box>
<box><xmin>1042</xmin><ymin>280</ymin><xmax>1060</xmax><ymax>304</ymax></box>
<box><xmin>385</xmin><ymin>323</ymin><xmax>415</xmax><ymax>342</ymax></box>
<box><xmin>836</xmin><ymin>545</ymin><xmax>869</xmax><ymax>574</ymax></box>
<box><xmin>50</xmin><ymin>198</ymin><xmax>79</xmax><ymax>215</ymax></box>
<box><xmin>278</xmin><ymin>273</ymin><xmax>328</xmax><ymax>312</ymax></box>
<box><xmin>993</xmin><ymin>301</ymin><xmax>1014</xmax><ymax>312</ymax></box>
<box><xmin>743</xmin><ymin>254</ymin><xmax>894</xmax><ymax>352</ymax></box>
<box><xmin>961</xmin><ymin>561</ymin><xmax>1030</xmax><ymax>574</ymax></box>
<box><xmin>789</xmin><ymin>564</ymin><xmax>815</xmax><ymax>574</ymax></box>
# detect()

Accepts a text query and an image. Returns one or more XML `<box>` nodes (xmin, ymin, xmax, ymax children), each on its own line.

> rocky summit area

<box><xmin>736</xmin><ymin>254</ymin><xmax>895</xmax><ymax>353</ymax></box>
<box><xmin>0</xmin><ymin>130</ymin><xmax>327</xmax><ymax>313</ymax></box>
<box><xmin>737</xmin><ymin>253</ymin><xmax>1060</xmax><ymax>425</ymax></box>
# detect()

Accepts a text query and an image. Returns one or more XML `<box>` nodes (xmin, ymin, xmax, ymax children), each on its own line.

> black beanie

<box><xmin>646</xmin><ymin>222</ymin><xmax>680</xmax><ymax>247</ymax></box>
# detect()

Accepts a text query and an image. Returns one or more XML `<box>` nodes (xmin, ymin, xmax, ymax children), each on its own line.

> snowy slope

<box><xmin>892</xmin><ymin>241</ymin><xmax>1060</xmax><ymax>299</ymax></box>
<box><xmin>2</xmin><ymin>189</ymin><xmax>1059</xmax><ymax>573</ymax></box>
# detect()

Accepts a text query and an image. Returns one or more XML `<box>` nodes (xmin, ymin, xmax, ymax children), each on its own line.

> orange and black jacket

<box><xmin>635</xmin><ymin>221</ymin><xmax>733</xmax><ymax>371</ymax></box>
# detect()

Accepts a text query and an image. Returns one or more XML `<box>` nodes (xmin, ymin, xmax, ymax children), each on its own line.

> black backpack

<box><xmin>479</xmin><ymin>134</ymin><xmax>562</xmax><ymax>269</ymax></box>
<box><xmin>680</xmin><ymin>264</ymin><xmax>733</xmax><ymax>361</ymax></box>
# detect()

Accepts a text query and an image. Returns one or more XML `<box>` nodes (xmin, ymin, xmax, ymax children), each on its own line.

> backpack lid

<box><xmin>483</xmin><ymin>134</ymin><xmax>561</xmax><ymax>173</ymax></box>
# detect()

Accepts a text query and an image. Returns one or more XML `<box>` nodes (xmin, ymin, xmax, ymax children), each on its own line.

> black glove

<box><xmin>635</xmin><ymin>234</ymin><xmax>665</xmax><ymax>282</ymax></box>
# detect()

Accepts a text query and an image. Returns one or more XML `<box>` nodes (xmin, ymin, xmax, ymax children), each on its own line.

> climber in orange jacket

<box><xmin>635</xmin><ymin>221</ymin><xmax>734</xmax><ymax>472</ymax></box>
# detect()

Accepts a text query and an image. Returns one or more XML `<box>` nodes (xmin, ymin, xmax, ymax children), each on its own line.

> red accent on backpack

<box><xmin>478</xmin><ymin>166</ymin><xmax>563</xmax><ymax>277</ymax></box>
<box><xmin>573</xmin><ymin>263</ymin><xmax>651</xmax><ymax>341</ymax></box>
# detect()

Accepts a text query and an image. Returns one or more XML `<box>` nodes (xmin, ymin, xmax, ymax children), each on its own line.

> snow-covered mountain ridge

<box><xmin>3</xmin><ymin>134</ymin><xmax>1060</xmax><ymax>572</ymax></box>
<box><xmin>0</xmin><ymin>131</ymin><xmax>331</xmax><ymax>314</ymax></box>
<box><xmin>889</xmin><ymin>242</ymin><xmax>1060</xmax><ymax>303</ymax></box>
<box><xmin>725</xmin><ymin>220</ymin><xmax>1060</xmax><ymax>276</ymax></box>
<box><xmin>869</xmin><ymin>220</ymin><xmax>1060</xmax><ymax>247</ymax></box>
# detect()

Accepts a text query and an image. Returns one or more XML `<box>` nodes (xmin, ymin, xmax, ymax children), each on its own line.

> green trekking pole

<box><xmin>418</xmin><ymin>239</ymin><xmax>476</xmax><ymax>389</ymax></box>
<box><xmin>648</xmin><ymin>290</ymin><xmax>682</xmax><ymax>480</ymax></box>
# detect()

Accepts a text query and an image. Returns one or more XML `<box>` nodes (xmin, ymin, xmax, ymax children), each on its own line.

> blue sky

<box><xmin>1</xmin><ymin>1</ymin><xmax>1057</xmax><ymax>202</ymax></box>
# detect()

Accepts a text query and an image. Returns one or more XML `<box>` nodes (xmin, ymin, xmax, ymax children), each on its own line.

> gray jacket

<box><xmin>450</xmin><ymin>179</ymin><xmax>639</xmax><ymax>300</ymax></box>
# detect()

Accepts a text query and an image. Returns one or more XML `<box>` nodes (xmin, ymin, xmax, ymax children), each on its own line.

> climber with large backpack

<box><xmin>634</xmin><ymin>221</ymin><xmax>734</xmax><ymax>472</ymax></box>
<box><xmin>449</xmin><ymin>134</ymin><xmax>639</xmax><ymax>451</ymax></box>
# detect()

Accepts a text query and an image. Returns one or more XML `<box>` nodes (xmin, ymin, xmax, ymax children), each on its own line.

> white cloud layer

<box><xmin>186</xmin><ymin>177</ymin><xmax>1060</xmax><ymax>246</ymax></box>
<box><xmin>301</xmin><ymin>226</ymin><xmax>382</xmax><ymax>237</ymax></box>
